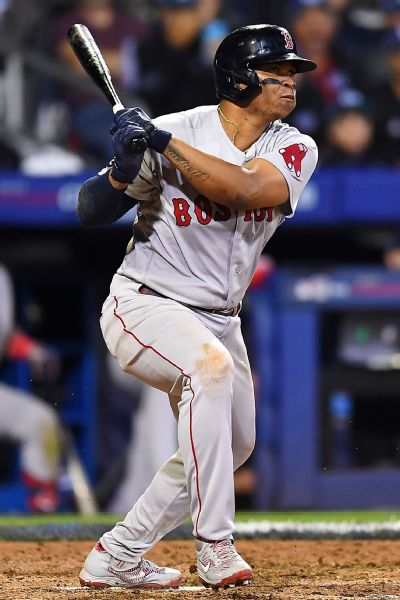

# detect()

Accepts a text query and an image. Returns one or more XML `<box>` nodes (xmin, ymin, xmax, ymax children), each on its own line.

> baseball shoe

<box><xmin>195</xmin><ymin>538</ymin><xmax>253</xmax><ymax>589</ymax></box>
<box><xmin>79</xmin><ymin>541</ymin><xmax>182</xmax><ymax>588</ymax></box>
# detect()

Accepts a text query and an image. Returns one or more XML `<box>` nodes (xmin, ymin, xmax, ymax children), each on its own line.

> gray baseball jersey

<box><xmin>117</xmin><ymin>105</ymin><xmax>317</xmax><ymax>308</ymax></box>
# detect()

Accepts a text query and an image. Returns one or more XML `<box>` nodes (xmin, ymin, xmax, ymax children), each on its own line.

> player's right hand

<box><xmin>114</xmin><ymin>108</ymin><xmax>172</xmax><ymax>154</ymax></box>
<box><xmin>110</xmin><ymin>122</ymin><xmax>146</xmax><ymax>184</ymax></box>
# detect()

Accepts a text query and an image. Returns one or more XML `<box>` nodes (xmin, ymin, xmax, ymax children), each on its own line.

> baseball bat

<box><xmin>62</xmin><ymin>426</ymin><xmax>98</xmax><ymax>515</ymax></box>
<box><xmin>67</xmin><ymin>23</ymin><xmax>147</xmax><ymax>154</ymax></box>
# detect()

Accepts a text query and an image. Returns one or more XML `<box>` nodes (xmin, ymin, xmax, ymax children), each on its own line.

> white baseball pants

<box><xmin>99</xmin><ymin>274</ymin><xmax>255</xmax><ymax>561</ymax></box>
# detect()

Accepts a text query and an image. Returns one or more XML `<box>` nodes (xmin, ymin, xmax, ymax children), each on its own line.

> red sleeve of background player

<box><xmin>249</xmin><ymin>255</ymin><xmax>276</xmax><ymax>289</ymax></box>
<box><xmin>5</xmin><ymin>330</ymin><xmax>39</xmax><ymax>360</ymax></box>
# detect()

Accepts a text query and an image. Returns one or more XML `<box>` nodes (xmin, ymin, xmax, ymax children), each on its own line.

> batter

<box><xmin>77</xmin><ymin>24</ymin><xmax>318</xmax><ymax>589</ymax></box>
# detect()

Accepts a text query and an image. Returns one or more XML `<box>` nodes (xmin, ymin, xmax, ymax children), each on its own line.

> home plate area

<box><xmin>60</xmin><ymin>585</ymin><xmax>207</xmax><ymax>592</ymax></box>
<box><xmin>3</xmin><ymin>539</ymin><xmax>400</xmax><ymax>599</ymax></box>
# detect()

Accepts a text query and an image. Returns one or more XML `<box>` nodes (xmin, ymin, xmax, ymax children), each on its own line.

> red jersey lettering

<box><xmin>172</xmin><ymin>198</ymin><xmax>192</xmax><ymax>226</ymax></box>
<box><xmin>253</xmin><ymin>208</ymin><xmax>266</xmax><ymax>222</ymax></box>
<box><xmin>172</xmin><ymin>197</ymin><xmax>273</xmax><ymax>226</ymax></box>
<box><xmin>194</xmin><ymin>196</ymin><xmax>212</xmax><ymax>225</ymax></box>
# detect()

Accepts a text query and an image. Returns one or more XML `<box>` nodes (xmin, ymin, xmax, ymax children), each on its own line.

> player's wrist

<box><xmin>141</xmin><ymin>119</ymin><xmax>171</xmax><ymax>153</ymax></box>
<box><xmin>150</xmin><ymin>128</ymin><xmax>172</xmax><ymax>153</ymax></box>
<box><xmin>109</xmin><ymin>165</ymin><xmax>131</xmax><ymax>188</ymax></box>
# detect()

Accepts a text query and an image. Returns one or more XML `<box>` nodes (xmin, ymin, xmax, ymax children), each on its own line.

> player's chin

<box><xmin>279</xmin><ymin>98</ymin><xmax>296</xmax><ymax>118</ymax></box>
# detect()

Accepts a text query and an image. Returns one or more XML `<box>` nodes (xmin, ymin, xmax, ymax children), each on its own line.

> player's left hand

<box><xmin>114</xmin><ymin>108</ymin><xmax>172</xmax><ymax>154</ymax></box>
<box><xmin>110</xmin><ymin>121</ymin><xmax>147</xmax><ymax>183</ymax></box>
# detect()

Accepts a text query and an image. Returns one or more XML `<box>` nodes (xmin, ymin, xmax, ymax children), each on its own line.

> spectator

<box><xmin>380</xmin><ymin>0</ymin><xmax>400</xmax><ymax>29</ymax></box>
<box><xmin>49</xmin><ymin>0</ymin><xmax>147</xmax><ymax>164</ymax></box>
<box><xmin>319</xmin><ymin>91</ymin><xmax>375</xmax><ymax>165</ymax></box>
<box><xmin>135</xmin><ymin>0</ymin><xmax>227</xmax><ymax>117</ymax></box>
<box><xmin>224</xmin><ymin>0</ymin><xmax>289</xmax><ymax>29</ymax></box>
<box><xmin>370</xmin><ymin>29</ymin><xmax>400</xmax><ymax>166</ymax></box>
<box><xmin>331</xmin><ymin>0</ymin><xmax>389</xmax><ymax>91</ymax></box>
<box><xmin>383</xmin><ymin>231</ymin><xmax>400</xmax><ymax>269</ymax></box>
<box><xmin>286</xmin><ymin>1</ymin><xmax>350</xmax><ymax>145</ymax></box>
<box><xmin>0</xmin><ymin>263</ymin><xmax>61</xmax><ymax>512</ymax></box>
<box><xmin>327</xmin><ymin>0</ymin><xmax>350</xmax><ymax>13</ymax></box>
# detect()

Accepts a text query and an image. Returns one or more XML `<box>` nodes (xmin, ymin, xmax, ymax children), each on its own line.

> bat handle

<box><xmin>112</xmin><ymin>103</ymin><xmax>147</xmax><ymax>154</ymax></box>
<box><xmin>112</xmin><ymin>103</ymin><xmax>125</xmax><ymax>113</ymax></box>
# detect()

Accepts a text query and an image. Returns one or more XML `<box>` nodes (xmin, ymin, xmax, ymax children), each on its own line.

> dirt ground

<box><xmin>1</xmin><ymin>539</ymin><xmax>400</xmax><ymax>600</ymax></box>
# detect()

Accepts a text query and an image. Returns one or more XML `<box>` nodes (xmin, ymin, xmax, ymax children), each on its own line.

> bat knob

<box><xmin>131</xmin><ymin>138</ymin><xmax>147</xmax><ymax>154</ymax></box>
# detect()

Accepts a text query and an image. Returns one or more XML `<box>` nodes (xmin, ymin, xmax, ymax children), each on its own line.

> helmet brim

<box><xmin>251</xmin><ymin>54</ymin><xmax>317</xmax><ymax>73</ymax></box>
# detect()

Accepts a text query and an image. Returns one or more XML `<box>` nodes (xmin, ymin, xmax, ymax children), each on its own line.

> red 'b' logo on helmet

<box><xmin>279</xmin><ymin>143</ymin><xmax>308</xmax><ymax>177</ymax></box>
<box><xmin>281</xmin><ymin>30</ymin><xmax>294</xmax><ymax>50</ymax></box>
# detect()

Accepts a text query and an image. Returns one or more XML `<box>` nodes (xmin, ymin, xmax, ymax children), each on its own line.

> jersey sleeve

<box><xmin>257</xmin><ymin>132</ymin><xmax>318</xmax><ymax>218</ymax></box>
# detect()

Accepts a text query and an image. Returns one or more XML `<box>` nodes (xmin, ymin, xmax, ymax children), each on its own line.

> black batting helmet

<box><xmin>214</xmin><ymin>24</ymin><xmax>317</xmax><ymax>103</ymax></box>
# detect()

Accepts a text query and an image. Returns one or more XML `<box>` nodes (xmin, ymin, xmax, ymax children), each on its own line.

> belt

<box><xmin>138</xmin><ymin>284</ymin><xmax>241</xmax><ymax>317</ymax></box>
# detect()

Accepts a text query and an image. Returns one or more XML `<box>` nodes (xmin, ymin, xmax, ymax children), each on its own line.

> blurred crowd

<box><xmin>0</xmin><ymin>0</ymin><xmax>400</xmax><ymax>172</ymax></box>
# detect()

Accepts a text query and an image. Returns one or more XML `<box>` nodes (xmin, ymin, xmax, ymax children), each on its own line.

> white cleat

<box><xmin>195</xmin><ymin>538</ymin><xmax>253</xmax><ymax>589</ymax></box>
<box><xmin>79</xmin><ymin>541</ymin><xmax>182</xmax><ymax>588</ymax></box>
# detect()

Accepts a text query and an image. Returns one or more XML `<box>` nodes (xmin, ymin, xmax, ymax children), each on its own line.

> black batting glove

<box><xmin>110</xmin><ymin>121</ymin><xmax>147</xmax><ymax>183</ymax></box>
<box><xmin>114</xmin><ymin>108</ymin><xmax>172</xmax><ymax>154</ymax></box>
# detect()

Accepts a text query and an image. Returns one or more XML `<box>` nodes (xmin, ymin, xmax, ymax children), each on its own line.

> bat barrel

<box><xmin>67</xmin><ymin>24</ymin><xmax>147</xmax><ymax>154</ymax></box>
<box><xmin>67</xmin><ymin>24</ymin><xmax>121</xmax><ymax>107</ymax></box>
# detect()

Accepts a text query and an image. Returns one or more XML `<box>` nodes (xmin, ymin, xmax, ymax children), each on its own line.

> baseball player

<box><xmin>0</xmin><ymin>264</ymin><xmax>61</xmax><ymax>512</ymax></box>
<box><xmin>78</xmin><ymin>24</ymin><xmax>318</xmax><ymax>589</ymax></box>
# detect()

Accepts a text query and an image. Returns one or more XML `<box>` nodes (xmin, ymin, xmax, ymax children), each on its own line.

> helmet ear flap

<box><xmin>215</xmin><ymin>63</ymin><xmax>261</xmax><ymax>102</ymax></box>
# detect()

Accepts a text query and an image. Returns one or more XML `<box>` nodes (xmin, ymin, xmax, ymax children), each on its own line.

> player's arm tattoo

<box><xmin>165</xmin><ymin>143</ymin><xmax>210</xmax><ymax>182</ymax></box>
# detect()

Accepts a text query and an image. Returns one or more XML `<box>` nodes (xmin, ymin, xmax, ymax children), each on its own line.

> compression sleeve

<box><xmin>77</xmin><ymin>170</ymin><xmax>138</xmax><ymax>227</ymax></box>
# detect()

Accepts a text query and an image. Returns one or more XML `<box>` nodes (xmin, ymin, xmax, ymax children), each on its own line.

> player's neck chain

<box><xmin>217</xmin><ymin>104</ymin><xmax>239</xmax><ymax>145</ymax></box>
<box><xmin>218</xmin><ymin>104</ymin><xmax>273</xmax><ymax>149</ymax></box>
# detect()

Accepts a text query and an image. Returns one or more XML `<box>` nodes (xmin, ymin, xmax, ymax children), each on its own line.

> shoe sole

<box><xmin>198</xmin><ymin>568</ymin><xmax>253</xmax><ymax>589</ymax></box>
<box><xmin>79</xmin><ymin>576</ymin><xmax>182</xmax><ymax>589</ymax></box>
